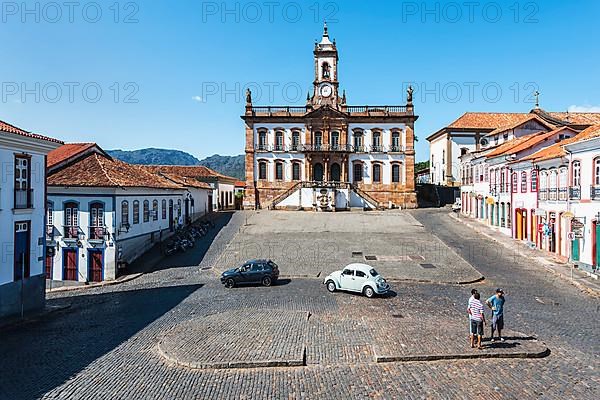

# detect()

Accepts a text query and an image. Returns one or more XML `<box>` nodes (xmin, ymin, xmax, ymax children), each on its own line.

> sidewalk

<box><xmin>449</xmin><ymin>211</ymin><xmax>600</xmax><ymax>297</ymax></box>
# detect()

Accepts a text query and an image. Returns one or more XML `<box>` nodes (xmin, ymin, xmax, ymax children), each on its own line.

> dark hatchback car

<box><xmin>220</xmin><ymin>259</ymin><xmax>280</xmax><ymax>288</ymax></box>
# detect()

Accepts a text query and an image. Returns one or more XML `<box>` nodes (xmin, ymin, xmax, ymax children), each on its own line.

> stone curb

<box><xmin>373</xmin><ymin>346</ymin><xmax>550</xmax><ymax>363</ymax></box>
<box><xmin>46</xmin><ymin>273</ymin><xmax>143</xmax><ymax>293</ymax></box>
<box><xmin>449</xmin><ymin>212</ymin><xmax>600</xmax><ymax>297</ymax></box>
<box><xmin>157</xmin><ymin>342</ymin><xmax>306</xmax><ymax>371</ymax></box>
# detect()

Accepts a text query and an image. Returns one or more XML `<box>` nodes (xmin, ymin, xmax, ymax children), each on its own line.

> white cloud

<box><xmin>192</xmin><ymin>96</ymin><xmax>205</xmax><ymax>103</ymax></box>
<box><xmin>568</xmin><ymin>104</ymin><xmax>600</xmax><ymax>113</ymax></box>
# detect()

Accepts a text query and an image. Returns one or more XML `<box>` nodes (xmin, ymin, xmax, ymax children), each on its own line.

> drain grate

<box><xmin>364</xmin><ymin>255</ymin><xmax>378</xmax><ymax>261</ymax></box>
<box><xmin>391</xmin><ymin>314</ymin><xmax>404</xmax><ymax>318</ymax></box>
<box><xmin>420</xmin><ymin>263</ymin><xmax>436</xmax><ymax>269</ymax></box>
<box><xmin>352</xmin><ymin>251</ymin><xmax>363</xmax><ymax>258</ymax></box>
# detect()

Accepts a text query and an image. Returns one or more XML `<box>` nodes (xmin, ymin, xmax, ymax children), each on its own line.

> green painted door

<box><xmin>571</xmin><ymin>239</ymin><xmax>580</xmax><ymax>262</ymax></box>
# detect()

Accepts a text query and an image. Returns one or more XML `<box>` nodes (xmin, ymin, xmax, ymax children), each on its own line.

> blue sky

<box><xmin>1</xmin><ymin>0</ymin><xmax>599</xmax><ymax>161</ymax></box>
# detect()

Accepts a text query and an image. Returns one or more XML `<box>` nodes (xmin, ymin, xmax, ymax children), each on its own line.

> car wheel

<box><xmin>363</xmin><ymin>286</ymin><xmax>375</xmax><ymax>298</ymax></box>
<box><xmin>326</xmin><ymin>281</ymin><xmax>336</xmax><ymax>292</ymax></box>
<box><xmin>262</xmin><ymin>276</ymin><xmax>272</xmax><ymax>287</ymax></box>
<box><xmin>224</xmin><ymin>278</ymin><xmax>235</xmax><ymax>288</ymax></box>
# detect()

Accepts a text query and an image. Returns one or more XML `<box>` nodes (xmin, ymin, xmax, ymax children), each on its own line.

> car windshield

<box><xmin>369</xmin><ymin>269</ymin><xmax>379</xmax><ymax>277</ymax></box>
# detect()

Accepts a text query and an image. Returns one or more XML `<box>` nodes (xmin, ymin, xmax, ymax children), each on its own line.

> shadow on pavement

<box><xmin>127</xmin><ymin>211</ymin><xmax>235</xmax><ymax>274</ymax></box>
<box><xmin>0</xmin><ymin>284</ymin><xmax>202</xmax><ymax>400</ymax></box>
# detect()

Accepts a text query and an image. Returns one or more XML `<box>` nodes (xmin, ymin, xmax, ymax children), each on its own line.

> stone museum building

<box><xmin>242</xmin><ymin>24</ymin><xmax>418</xmax><ymax>211</ymax></box>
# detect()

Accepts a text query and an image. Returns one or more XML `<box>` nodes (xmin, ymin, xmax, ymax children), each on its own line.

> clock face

<box><xmin>320</xmin><ymin>84</ymin><xmax>333</xmax><ymax>98</ymax></box>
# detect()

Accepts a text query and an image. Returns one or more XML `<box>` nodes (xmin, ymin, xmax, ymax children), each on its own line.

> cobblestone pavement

<box><xmin>0</xmin><ymin>210</ymin><xmax>598</xmax><ymax>399</ymax></box>
<box><xmin>218</xmin><ymin>211</ymin><xmax>482</xmax><ymax>283</ymax></box>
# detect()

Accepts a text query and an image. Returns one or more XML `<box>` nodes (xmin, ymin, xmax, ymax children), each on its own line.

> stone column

<box><xmin>324</xmin><ymin>157</ymin><xmax>329</xmax><ymax>182</ymax></box>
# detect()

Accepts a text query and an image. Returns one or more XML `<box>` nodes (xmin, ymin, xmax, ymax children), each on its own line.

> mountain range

<box><xmin>107</xmin><ymin>148</ymin><xmax>245</xmax><ymax>180</ymax></box>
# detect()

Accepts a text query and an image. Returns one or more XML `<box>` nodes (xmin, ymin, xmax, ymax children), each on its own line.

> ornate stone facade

<box><xmin>242</xmin><ymin>24</ymin><xmax>418</xmax><ymax>210</ymax></box>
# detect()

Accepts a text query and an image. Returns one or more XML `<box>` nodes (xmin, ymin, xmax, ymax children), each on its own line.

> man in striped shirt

<box><xmin>468</xmin><ymin>292</ymin><xmax>486</xmax><ymax>349</ymax></box>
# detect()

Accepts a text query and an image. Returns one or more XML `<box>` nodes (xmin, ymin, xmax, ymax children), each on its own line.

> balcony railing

<box><xmin>256</xmin><ymin>143</ymin><xmax>405</xmax><ymax>153</ymax></box>
<box><xmin>592</xmin><ymin>185</ymin><xmax>600</xmax><ymax>200</ymax></box>
<box><xmin>558</xmin><ymin>188</ymin><xmax>568</xmax><ymax>201</ymax></box>
<box><xmin>548</xmin><ymin>188</ymin><xmax>558</xmax><ymax>201</ymax></box>
<box><xmin>89</xmin><ymin>226</ymin><xmax>109</xmax><ymax>241</ymax></box>
<box><xmin>569</xmin><ymin>186</ymin><xmax>581</xmax><ymax>200</ymax></box>
<box><xmin>538</xmin><ymin>190</ymin><xmax>548</xmax><ymax>201</ymax></box>
<box><xmin>248</xmin><ymin>105</ymin><xmax>413</xmax><ymax>117</ymax></box>
<box><xmin>14</xmin><ymin>189</ymin><xmax>33</xmax><ymax>209</ymax></box>
<box><xmin>63</xmin><ymin>225</ymin><xmax>82</xmax><ymax>240</ymax></box>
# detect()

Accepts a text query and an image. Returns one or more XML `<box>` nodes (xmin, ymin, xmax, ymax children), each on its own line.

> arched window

<box><xmin>531</xmin><ymin>169</ymin><xmax>538</xmax><ymax>192</ymax></box>
<box><xmin>511</xmin><ymin>172</ymin><xmax>518</xmax><ymax>193</ymax></box>
<box><xmin>258</xmin><ymin>161</ymin><xmax>267</xmax><ymax>180</ymax></box>
<box><xmin>559</xmin><ymin>167</ymin><xmax>568</xmax><ymax>189</ymax></box>
<box><xmin>372</xmin><ymin>163</ymin><xmax>382</xmax><ymax>183</ymax></box>
<box><xmin>64</xmin><ymin>201</ymin><xmax>79</xmax><ymax>239</ymax></box>
<box><xmin>153</xmin><ymin>200</ymin><xmax>159</xmax><ymax>221</ymax></box>
<box><xmin>539</xmin><ymin>171</ymin><xmax>547</xmax><ymax>190</ymax></box>
<box><xmin>353</xmin><ymin>130</ymin><xmax>364</xmax><ymax>151</ymax></box>
<box><xmin>314</xmin><ymin>131</ymin><xmax>323</xmax><ymax>150</ymax></box>
<box><xmin>143</xmin><ymin>200</ymin><xmax>150</xmax><ymax>223</ymax></box>
<box><xmin>291</xmin><ymin>131</ymin><xmax>300</xmax><ymax>151</ymax></box>
<box><xmin>331</xmin><ymin>131</ymin><xmax>340</xmax><ymax>150</ymax></box>
<box><xmin>292</xmin><ymin>162</ymin><xmax>301</xmax><ymax>181</ymax></box>
<box><xmin>275</xmin><ymin>161</ymin><xmax>284</xmax><ymax>180</ymax></box>
<box><xmin>372</xmin><ymin>131</ymin><xmax>382</xmax><ymax>151</ymax></box>
<box><xmin>322</xmin><ymin>62</ymin><xmax>330</xmax><ymax>79</ymax></box>
<box><xmin>47</xmin><ymin>201</ymin><xmax>54</xmax><ymax>229</ymax></box>
<box><xmin>391</xmin><ymin>131</ymin><xmax>401</xmax><ymax>152</ymax></box>
<box><xmin>258</xmin><ymin>130</ymin><xmax>267</xmax><ymax>150</ymax></box>
<box><xmin>572</xmin><ymin>161</ymin><xmax>581</xmax><ymax>187</ymax></box>
<box><xmin>275</xmin><ymin>131</ymin><xmax>284</xmax><ymax>151</ymax></box>
<box><xmin>595</xmin><ymin>157</ymin><xmax>600</xmax><ymax>186</ymax></box>
<box><xmin>353</xmin><ymin>162</ymin><xmax>363</xmax><ymax>183</ymax></box>
<box><xmin>162</xmin><ymin>199</ymin><xmax>167</xmax><ymax>219</ymax></box>
<box><xmin>90</xmin><ymin>202</ymin><xmax>104</xmax><ymax>228</ymax></box>
<box><xmin>121</xmin><ymin>201</ymin><xmax>129</xmax><ymax>226</ymax></box>
<box><xmin>521</xmin><ymin>171</ymin><xmax>528</xmax><ymax>193</ymax></box>
<box><xmin>133</xmin><ymin>200</ymin><xmax>140</xmax><ymax>224</ymax></box>
<box><xmin>392</xmin><ymin>163</ymin><xmax>402</xmax><ymax>183</ymax></box>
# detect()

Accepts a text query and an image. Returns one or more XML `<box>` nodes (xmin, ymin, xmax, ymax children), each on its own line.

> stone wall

<box><xmin>0</xmin><ymin>274</ymin><xmax>45</xmax><ymax>319</ymax></box>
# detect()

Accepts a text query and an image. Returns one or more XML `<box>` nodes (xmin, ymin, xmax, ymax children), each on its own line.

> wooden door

<box><xmin>45</xmin><ymin>255</ymin><xmax>54</xmax><ymax>279</ymax></box>
<box><xmin>63</xmin><ymin>249</ymin><xmax>78</xmax><ymax>281</ymax></box>
<box><xmin>89</xmin><ymin>251</ymin><xmax>103</xmax><ymax>282</ymax></box>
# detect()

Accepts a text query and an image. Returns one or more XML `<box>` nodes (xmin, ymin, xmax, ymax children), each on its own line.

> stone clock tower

<box><xmin>312</xmin><ymin>22</ymin><xmax>341</xmax><ymax>108</ymax></box>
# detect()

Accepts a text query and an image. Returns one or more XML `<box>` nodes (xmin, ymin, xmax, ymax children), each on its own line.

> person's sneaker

<box><xmin>490</xmin><ymin>338</ymin><xmax>495</xmax><ymax>342</ymax></box>
<box><xmin>500</xmin><ymin>337</ymin><xmax>505</xmax><ymax>342</ymax></box>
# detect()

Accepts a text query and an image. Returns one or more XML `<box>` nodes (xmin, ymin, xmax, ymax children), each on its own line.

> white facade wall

<box><xmin>429</xmin><ymin>135</ymin><xmax>447</xmax><ymax>185</ymax></box>
<box><xmin>347</xmin><ymin>153</ymin><xmax>406</xmax><ymax>185</ymax></box>
<box><xmin>47</xmin><ymin>189</ymin><xmax>117</xmax><ymax>281</ymax></box>
<box><xmin>0</xmin><ymin>145</ymin><xmax>47</xmax><ymax>285</ymax></box>
<box><xmin>565</xmin><ymin>137</ymin><xmax>600</xmax><ymax>271</ymax></box>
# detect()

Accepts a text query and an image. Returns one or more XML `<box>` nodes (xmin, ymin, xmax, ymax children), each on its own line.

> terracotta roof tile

<box><xmin>487</xmin><ymin>127</ymin><xmax>578</xmax><ymax>158</ymax></box>
<box><xmin>235</xmin><ymin>181</ymin><xmax>246</xmax><ymax>187</ymax></box>
<box><xmin>151</xmin><ymin>171</ymin><xmax>213</xmax><ymax>190</ymax></box>
<box><xmin>570</xmin><ymin>124</ymin><xmax>600</xmax><ymax>142</ymax></box>
<box><xmin>0</xmin><ymin>119</ymin><xmax>63</xmax><ymax>144</ymax></box>
<box><xmin>486</xmin><ymin>115</ymin><xmax>554</xmax><ymax>136</ymax></box>
<box><xmin>48</xmin><ymin>153</ymin><xmax>183</xmax><ymax>189</ymax></box>
<box><xmin>47</xmin><ymin>143</ymin><xmax>97</xmax><ymax>167</ymax></box>
<box><xmin>522</xmin><ymin>136</ymin><xmax>579</xmax><ymax>163</ymax></box>
<box><xmin>144</xmin><ymin>165</ymin><xmax>237</xmax><ymax>181</ymax></box>
<box><xmin>448</xmin><ymin>112</ymin><xmax>532</xmax><ymax>129</ymax></box>
<box><xmin>547</xmin><ymin>112</ymin><xmax>600</xmax><ymax>125</ymax></box>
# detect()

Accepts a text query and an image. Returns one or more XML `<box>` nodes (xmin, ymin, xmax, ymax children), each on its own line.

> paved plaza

<box><xmin>218</xmin><ymin>211</ymin><xmax>483</xmax><ymax>283</ymax></box>
<box><xmin>0</xmin><ymin>210</ymin><xmax>598</xmax><ymax>399</ymax></box>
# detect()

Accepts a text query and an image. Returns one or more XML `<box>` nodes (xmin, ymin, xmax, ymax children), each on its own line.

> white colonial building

<box><xmin>243</xmin><ymin>24</ymin><xmax>418</xmax><ymax>210</ymax></box>
<box><xmin>45</xmin><ymin>144</ymin><xmax>212</xmax><ymax>283</ymax></box>
<box><xmin>0</xmin><ymin>119</ymin><xmax>62</xmax><ymax>318</ymax></box>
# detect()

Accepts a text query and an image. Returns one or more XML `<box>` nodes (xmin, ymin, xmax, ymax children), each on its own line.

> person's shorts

<box><xmin>492</xmin><ymin>315</ymin><xmax>504</xmax><ymax>330</ymax></box>
<box><xmin>470</xmin><ymin>320</ymin><xmax>483</xmax><ymax>336</ymax></box>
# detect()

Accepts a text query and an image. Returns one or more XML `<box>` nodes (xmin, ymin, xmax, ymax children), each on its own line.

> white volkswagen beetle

<box><xmin>323</xmin><ymin>263</ymin><xmax>390</xmax><ymax>298</ymax></box>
